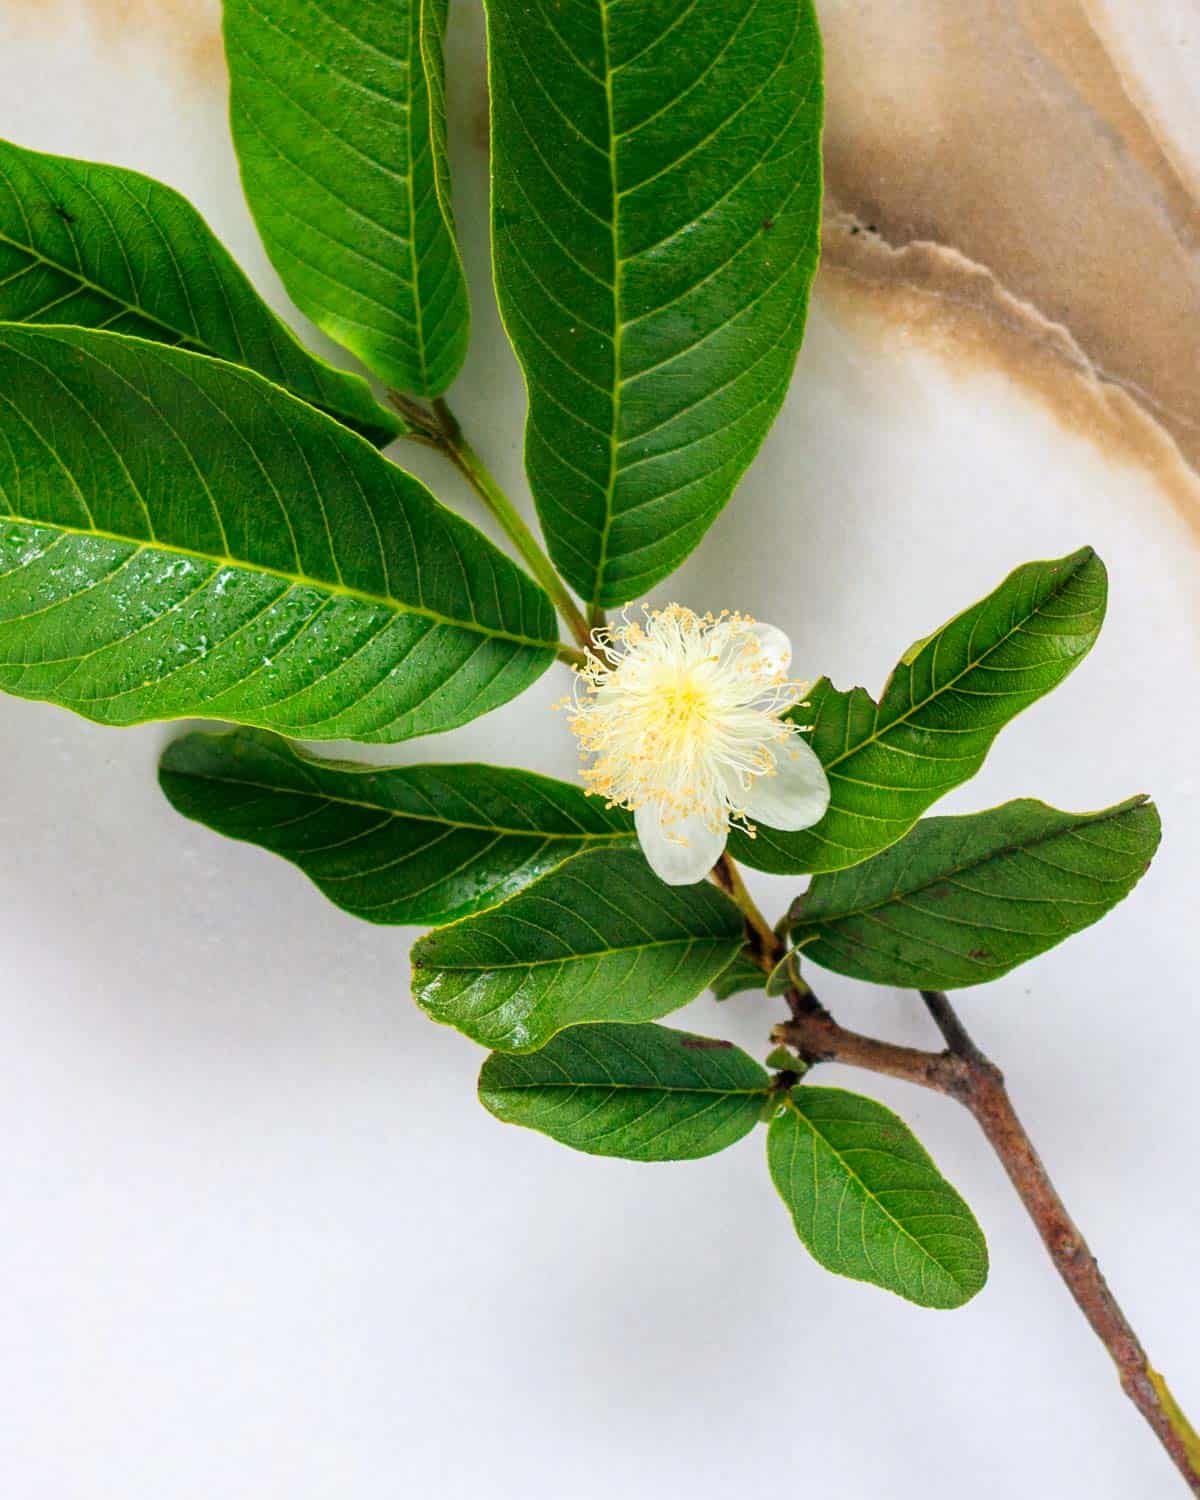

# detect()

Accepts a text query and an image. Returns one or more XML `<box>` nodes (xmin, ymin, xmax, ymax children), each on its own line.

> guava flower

<box><xmin>567</xmin><ymin>605</ymin><xmax>830</xmax><ymax>885</ymax></box>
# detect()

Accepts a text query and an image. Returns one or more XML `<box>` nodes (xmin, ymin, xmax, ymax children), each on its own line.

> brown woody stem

<box><xmin>712</xmin><ymin>854</ymin><xmax>1198</xmax><ymax>1488</ymax></box>
<box><xmin>772</xmin><ymin>985</ymin><xmax>1200</xmax><ymax>1493</ymax></box>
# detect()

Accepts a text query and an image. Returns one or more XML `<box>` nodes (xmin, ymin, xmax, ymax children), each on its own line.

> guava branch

<box><xmin>389</xmin><ymin>392</ymin><xmax>593</xmax><ymax>653</ymax></box>
<box><xmin>711</xmin><ymin>854</ymin><xmax>779</xmax><ymax>967</ymax></box>
<box><xmin>771</xmin><ymin>990</ymin><xmax>1200</xmax><ymax>1495</ymax></box>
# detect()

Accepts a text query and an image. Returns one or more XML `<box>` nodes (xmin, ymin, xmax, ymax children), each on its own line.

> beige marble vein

<box><xmin>820</xmin><ymin>0</ymin><xmax>1200</xmax><ymax>522</ymax></box>
<box><xmin>6</xmin><ymin>0</ymin><xmax>1199</xmax><ymax>530</ymax></box>
<box><xmin>4</xmin><ymin>0</ymin><xmax>224</xmax><ymax>81</ymax></box>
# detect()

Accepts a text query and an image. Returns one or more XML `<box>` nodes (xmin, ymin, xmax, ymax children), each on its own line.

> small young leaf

<box><xmin>160</xmin><ymin>728</ymin><xmax>635</xmax><ymax>926</ymax></box>
<box><xmin>0</xmin><ymin>325</ymin><xmax>555</xmax><ymax>741</ymax></box>
<box><xmin>789</xmin><ymin>796</ymin><xmax>1160</xmax><ymax>989</ymax></box>
<box><xmin>768</xmin><ymin>1087</ymin><xmax>988</xmax><ymax>1309</ymax></box>
<box><xmin>711</xmin><ymin>951</ymin><xmax>765</xmax><ymax>1001</ymax></box>
<box><xmin>764</xmin><ymin>1045</ymin><xmax>800</xmax><ymax>1072</ymax></box>
<box><xmin>729</xmin><ymin>549</ymin><xmax>1108</xmax><ymax>874</ymax></box>
<box><xmin>0</xmin><ymin>136</ymin><xmax>400</xmax><ymax>444</ymax></box>
<box><xmin>764</xmin><ymin>948</ymin><xmax>802</xmax><ymax>997</ymax></box>
<box><xmin>225</xmin><ymin>0</ymin><xmax>470</xmax><ymax>396</ymax></box>
<box><xmin>486</xmin><ymin>0</ymin><xmax>824</xmax><ymax>608</ymax></box>
<box><xmin>478</xmin><ymin>1022</ymin><xmax>770</xmax><ymax>1160</ymax></box>
<box><xmin>411</xmin><ymin>848</ymin><xmax>744</xmax><ymax>1052</ymax></box>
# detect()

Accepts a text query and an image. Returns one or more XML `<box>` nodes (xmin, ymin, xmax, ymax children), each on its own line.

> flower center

<box><xmin>564</xmin><ymin>604</ymin><xmax>807</xmax><ymax>829</ymax></box>
<box><xmin>660</xmin><ymin>672</ymin><xmax>714</xmax><ymax>739</ymax></box>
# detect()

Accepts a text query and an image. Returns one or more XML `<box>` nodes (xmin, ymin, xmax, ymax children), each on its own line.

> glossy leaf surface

<box><xmin>0</xmin><ymin>137</ymin><xmax>401</xmax><ymax>444</ymax></box>
<box><xmin>768</xmin><ymin>1087</ymin><xmax>988</xmax><ymax>1308</ymax></box>
<box><xmin>486</xmin><ymin>0</ymin><xmax>824</xmax><ymax>607</ymax></box>
<box><xmin>730</xmin><ymin>549</ymin><xmax>1107</xmax><ymax>874</ymax></box>
<box><xmin>411</xmin><ymin>847</ymin><xmax>743</xmax><ymax>1051</ymax></box>
<box><xmin>226</xmin><ymin>0</ymin><xmax>469</xmax><ymax>395</ymax></box>
<box><xmin>0</xmin><ymin>326</ymin><xmax>555</xmax><ymax>739</ymax></box>
<box><xmin>160</xmin><ymin>728</ymin><xmax>635</xmax><ymax>925</ymax></box>
<box><xmin>479</xmin><ymin>1022</ymin><xmax>770</xmax><ymax>1160</ymax></box>
<box><xmin>789</xmin><ymin>796</ymin><xmax>1160</xmax><ymax>989</ymax></box>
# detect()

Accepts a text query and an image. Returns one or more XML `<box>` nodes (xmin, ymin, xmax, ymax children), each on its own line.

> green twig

<box><xmin>710</xmin><ymin>852</ymin><xmax>782</xmax><ymax>973</ymax></box>
<box><xmin>391</xmin><ymin>393</ymin><xmax>592</xmax><ymax>651</ymax></box>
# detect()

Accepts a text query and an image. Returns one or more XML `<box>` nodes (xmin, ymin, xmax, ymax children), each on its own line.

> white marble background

<box><xmin>0</xmin><ymin>3</ymin><xmax>1196</xmax><ymax>1497</ymax></box>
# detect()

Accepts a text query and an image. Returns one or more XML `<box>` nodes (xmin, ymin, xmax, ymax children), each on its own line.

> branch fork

<box><xmin>715</xmin><ymin>853</ymin><xmax>1200</xmax><ymax>1494</ymax></box>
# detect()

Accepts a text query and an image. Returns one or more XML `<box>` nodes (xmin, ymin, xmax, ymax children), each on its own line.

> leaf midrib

<box><xmin>792</xmin><ymin>797</ymin><xmax>1147</xmax><ymax>930</ymax></box>
<box><xmin>0</xmin><ymin>224</ymin><xmax>216</xmax><ymax>355</ymax></box>
<box><xmin>786</xmin><ymin>1097</ymin><xmax>974</xmax><ymax>1289</ymax></box>
<box><xmin>0</xmin><ymin>510</ymin><xmax>557</xmax><ymax>651</ymax></box>
<box><xmin>591</xmin><ymin>0</ymin><xmax>621</xmax><ymax>611</ymax></box>
<box><xmin>405</xmin><ymin>0</ymin><xmax>430</xmax><ymax>392</ymax></box>
<box><xmin>488</xmin><ymin>1079</ymin><xmax>767</xmax><ymax>1098</ymax></box>
<box><xmin>0</xmin><ymin>219</ymin><xmax>396</xmax><ymax>438</ymax></box>
<box><xmin>167</xmin><ymin>765</ymin><xmax>635</xmax><ymax>842</ymax></box>
<box><xmin>420</xmin><ymin>934</ymin><xmax>727</xmax><ymax>972</ymax></box>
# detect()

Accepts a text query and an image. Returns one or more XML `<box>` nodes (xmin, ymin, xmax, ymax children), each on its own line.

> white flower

<box><xmin>566</xmin><ymin>605</ymin><xmax>830</xmax><ymax>886</ymax></box>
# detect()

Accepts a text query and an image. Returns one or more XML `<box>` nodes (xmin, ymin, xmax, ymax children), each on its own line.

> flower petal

<box><xmin>740</xmin><ymin>737</ymin><xmax>830</xmax><ymax>831</ymax></box>
<box><xmin>635</xmin><ymin>802</ymin><xmax>728</xmax><ymax>885</ymax></box>
<box><xmin>746</xmin><ymin>620</ymin><xmax>791</xmax><ymax>675</ymax></box>
<box><xmin>708</xmin><ymin>618</ymin><xmax>792</xmax><ymax>677</ymax></box>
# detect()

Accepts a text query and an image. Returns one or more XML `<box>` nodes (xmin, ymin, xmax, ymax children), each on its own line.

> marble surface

<box><xmin>0</xmin><ymin>3</ymin><xmax>1196</xmax><ymax>1497</ymax></box>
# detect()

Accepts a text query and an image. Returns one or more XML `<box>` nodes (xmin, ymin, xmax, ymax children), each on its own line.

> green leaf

<box><xmin>160</xmin><ymin>727</ymin><xmax>635</xmax><ymax>925</ymax></box>
<box><xmin>0</xmin><ymin>136</ymin><xmax>400</xmax><ymax>445</ymax></box>
<box><xmin>411</xmin><ymin>847</ymin><xmax>744</xmax><ymax>1052</ymax></box>
<box><xmin>710</xmin><ymin>950</ymin><xmax>765</xmax><ymax>1001</ymax></box>
<box><xmin>789</xmin><ymin>796</ymin><xmax>1160</xmax><ymax>990</ymax></box>
<box><xmin>0</xmin><ymin>325</ymin><xmax>555</xmax><ymax>740</ymax></box>
<box><xmin>764</xmin><ymin>948</ymin><xmax>802</xmax><ymax>997</ymax></box>
<box><xmin>486</xmin><ymin>0</ymin><xmax>823</xmax><ymax>608</ymax></box>
<box><xmin>729</xmin><ymin>549</ymin><xmax>1108</xmax><ymax>874</ymax></box>
<box><xmin>478</xmin><ymin>1021</ymin><xmax>770</xmax><ymax>1160</ymax></box>
<box><xmin>763</xmin><ymin>1045</ymin><xmax>800</xmax><ymax>1072</ymax></box>
<box><xmin>225</xmin><ymin>0</ymin><xmax>470</xmax><ymax>396</ymax></box>
<box><xmin>767</xmin><ymin>1086</ymin><xmax>988</xmax><ymax>1308</ymax></box>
